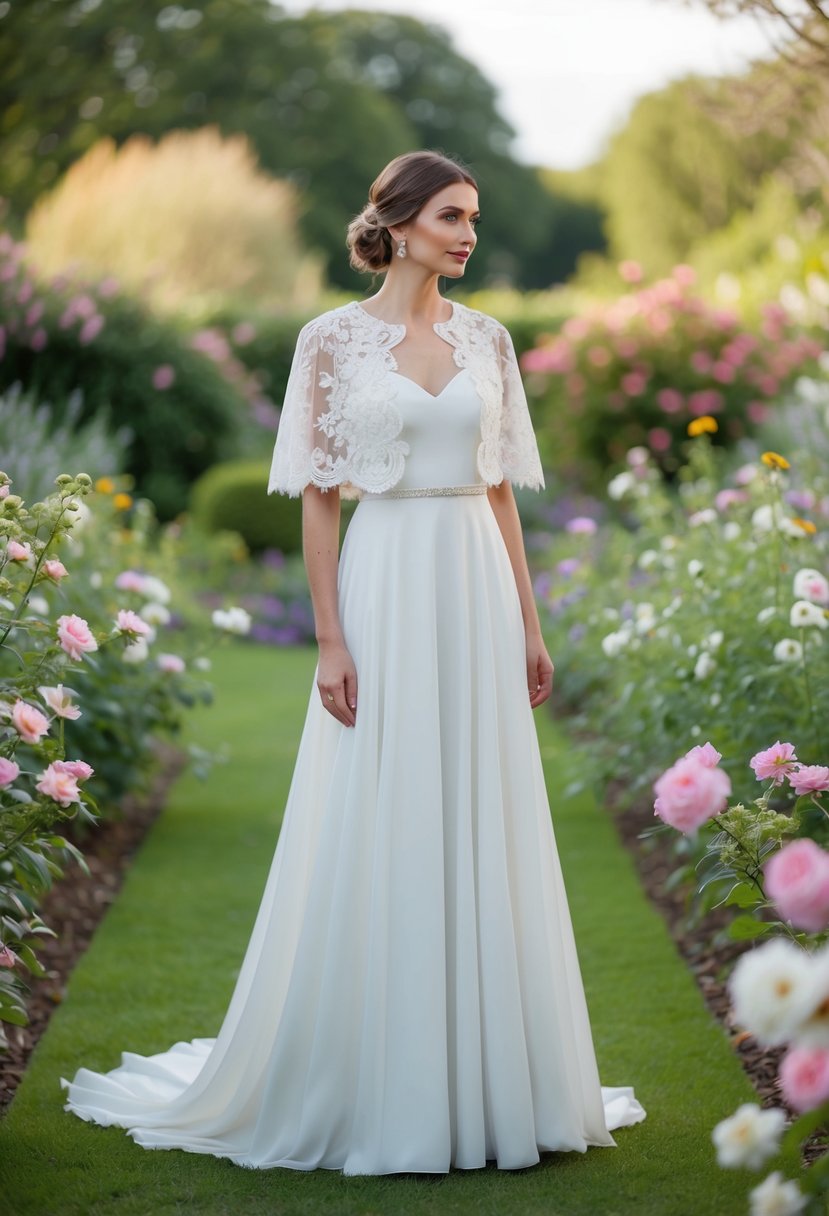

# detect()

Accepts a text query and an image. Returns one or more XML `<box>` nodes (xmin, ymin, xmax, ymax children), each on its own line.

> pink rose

<box><xmin>115</xmin><ymin>570</ymin><xmax>148</xmax><ymax>593</ymax></box>
<box><xmin>152</xmin><ymin>364</ymin><xmax>176</xmax><ymax>390</ymax></box>
<box><xmin>788</xmin><ymin>766</ymin><xmax>829</xmax><ymax>797</ymax></box>
<box><xmin>657</xmin><ymin>388</ymin><xmax>683</xmax><ymax>415</ymax></box>
<box><xmin>56</xmin><ymin>614</ymin><xmax>98</xmax><ymax>661</ymax></box>
<box><xmin>684</xmin><ymin>741</ymin><xmax>723</xmax><ymax>768</ymax></box>
<box><xmin>11</xmin><ymin>700</ymin><xmax>50</xmax><ymax>745</ymax></box>
<box><xmin>0</xmin><ymin>945</ymin><xmax>18</xmax><ymax>968</ymax></box>
<box><xmin>53</xmin><ymin>759</ymin><xmax>94</xmax><ymax>782</ymax></box>
<box><xmin>35</xmin><ymin>762</ymin><xmax>81</xmax><ymax>807</ymax></box>
<box><xmin>38</xmin><ymin>684</ymin><xmax>82</xmax><ymax>720</ymax></box>
<box><xmin>653</xmin><ymin>755</ymin><xmax>732</xmax><ymax>835</ymax></box>
<box><xmin>765</xmin><ymin>839</ymin><xmax>829</xmax><ymax>932</ymax></box>
<box><xmin>751</xmin><ymin>741</ymin><xmax>799</xmax><ymax>785</ymax></box>
<box><xmin>0</xmin><ymin>757</ymin><xmax>20</xmax><ymax>786</ymax></box>
<box><xmin>114</xmin><ymin>608</ymin><xmax>152</xmax><ymax>638</ymax></box>
<box><xmin>157</xmin><ymin>653</ymin><xmax>185</xmax><ymax>674</ymax></box>
<box><xmin>42</xmin><ymin>558</ymin><xmax>68</xmax><ymax>581</ymax></box>
<box><xmin>618</xmin><ymin>260</ymin><xmax>643</xmax><ymax>283</ymax></box>
<box><xmin>7</xmin><ymin>540</ymin><xmax>31</xmax><ymax>561</ymax></box>
<box><xmin>779</xmin><ymin>1046</ymin><xmax>829</xmax><ymax>1113</ymax></box>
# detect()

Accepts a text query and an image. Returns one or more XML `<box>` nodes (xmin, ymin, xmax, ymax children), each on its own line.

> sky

<box><xmin>278</xmin><ymin>0</ymin><xmax>777</xmax><ymax>169</ymax></box>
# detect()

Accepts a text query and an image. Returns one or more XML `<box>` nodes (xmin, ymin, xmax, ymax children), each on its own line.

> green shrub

<box><xmin>0</xmin><ymin>230</ymin><xmax>244</xmax><ymax>519</ymax></box>
<box><xmin>190</xmin><ymin>460</ymin><xmax>304</xmax><ymax>554</ymax></box>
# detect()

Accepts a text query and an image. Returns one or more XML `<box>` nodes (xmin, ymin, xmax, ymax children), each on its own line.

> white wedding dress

<box><xmin>61</xmin><ymin>360</ymin><xmax>646</xmax><ymax>1174</ymax></box>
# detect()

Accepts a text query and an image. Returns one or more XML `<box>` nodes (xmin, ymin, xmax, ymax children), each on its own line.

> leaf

<box><xmin>727</xmin><ymin>914</ymin><xmax>773</xmax><ymax>940</ymax></box>
<box><xmin>724</xmin><ymin>882</ymin><xmax>759</xmax><ymax>908</ymax></box>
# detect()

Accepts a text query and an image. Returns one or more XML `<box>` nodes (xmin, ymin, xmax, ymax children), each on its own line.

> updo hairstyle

<box><xmin>346</xmin><ymin>151</ymin><xmax>477</xmax><ymax>274</ymax></box>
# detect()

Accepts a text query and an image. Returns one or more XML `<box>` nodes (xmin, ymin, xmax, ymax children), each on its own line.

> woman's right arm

<box><xmin>302</xmin><ymin>485</ymin><xmax>358</xmax><ymax>727</ymax></box>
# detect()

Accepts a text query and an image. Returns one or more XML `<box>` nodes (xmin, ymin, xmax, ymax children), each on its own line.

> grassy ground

<box><xmin>0</xmin><ymin>643</ymin><xmax>758</xmax><ymax>1216</ymax></box>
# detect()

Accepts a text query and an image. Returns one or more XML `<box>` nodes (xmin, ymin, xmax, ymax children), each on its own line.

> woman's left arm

<box><xmin>487</xmin><ymin>480</ymin><xmax>555</xmax><ymax>709</ymax></box>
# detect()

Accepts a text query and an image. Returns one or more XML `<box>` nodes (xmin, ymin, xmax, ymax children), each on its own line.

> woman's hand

<box><xmin>526</xmin><ymin>632</ymin><xmax>555</xmax><ymax>710</ymax></box>
<box><xmin>317</xmin><ymin>640</ymin><xmax>358</xmax><ymax>727</ymax></box>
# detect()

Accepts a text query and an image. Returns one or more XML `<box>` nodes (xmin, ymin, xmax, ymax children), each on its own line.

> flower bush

<box><xmin>651</xmin><ymin>738</ymin><xmax>829</xmax><ymax>1211</ymax></box>
<box><xmin>534</xmin><ymin>423</ymin><xmax>829</xmax><ymax>810</ymax></box>
<box><xmin>521</xmin><ymin>264</ymin><xmax>821</xmax><ymax>489</ymax></box>
<box><xmin>0</xmin><ymin>469</ymin><xmax>264</xmax><ymax>1041</ymax></box>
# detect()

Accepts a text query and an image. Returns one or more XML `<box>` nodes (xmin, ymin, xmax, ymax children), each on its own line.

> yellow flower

<box><xmin>792</xmin><ymin>518</ymin><xmax>816</xmax><ymax>535</ymax></box>
<box><xmin>687</xmin><ymin>416</ymin><xmax>718</xmax><ymax>437</ymax></box>
<box><xmin>95</xmin><ymin>476</ymin><xmax>115</xmax><ymax>494</ymax></box>
<box><xmin>113</xmin><ymin>492</ymin><xmax>133</xmax><ymax>511</ymax></box>
<box><xmin>761</xmin><ymin>451</ymin><xmax>790</xmax><ymax>470</ymax></box>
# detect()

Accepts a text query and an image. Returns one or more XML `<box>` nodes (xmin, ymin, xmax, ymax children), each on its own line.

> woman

<box><xmin>61</xmin><ymin>150</ymin><xmax>646</xmax><ymax>1174</ymax></box>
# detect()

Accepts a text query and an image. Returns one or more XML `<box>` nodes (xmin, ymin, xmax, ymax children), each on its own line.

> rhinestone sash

<box><xmin>365</xmin><ymin>484</ymin><xmax>489</xmax><ymax>500</ymax></box>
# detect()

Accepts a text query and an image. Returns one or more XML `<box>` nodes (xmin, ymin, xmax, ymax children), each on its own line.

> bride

<box><xmin>61</xmin><ymin>149</ymin><xmax>646</xmax><ymax>1174</ymax></box>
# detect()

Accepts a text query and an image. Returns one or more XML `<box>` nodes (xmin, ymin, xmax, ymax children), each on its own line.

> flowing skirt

<box><xmin>61</xmin><ymin>493</ymin><xmax>645</xmax><ymax>1174</ymax></box>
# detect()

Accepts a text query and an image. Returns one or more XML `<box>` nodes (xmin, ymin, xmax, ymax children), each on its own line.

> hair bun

<box><xmin>346</xmin><ymin>207</ymin><xmax>392</xmax><ymax>273</ymax></box>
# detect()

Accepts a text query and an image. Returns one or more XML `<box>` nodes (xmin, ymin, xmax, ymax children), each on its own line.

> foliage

<box><xmin>521</xmin><ymin>264</ymin><xmax>821</xmax><ymax>488</ymax></box>
<box><xmin>0</xmin><ymin>468</ymin><xmax>218</xmax><ymax>1042</ymax></box>
<box><xmin>0</xmin><ymin>227</ymin><xmax>244</xmax><ymax>518</ymax></box>
<box><xmin>25</xmin><ymin>126</ymin><xmax>323</xmax><ymax>318</ymax></box>
<box><xmin>189</xmin><ymin>460</ymin><xmax>305</xmax><ymax>555</ymax></box>
<box><xmin>0</xmin><ymin>0</ymin><xmax>589</xmax><ymax>292</ymax></box>
<box><xmin>0</xmin><ymin>380</ymin><xmax>130</xmax><ymax>504</ymax></box>
<box><xmin>533</xmin><ymin>409</ymin><xmax>829</xmax><ymax>808</ymax></box>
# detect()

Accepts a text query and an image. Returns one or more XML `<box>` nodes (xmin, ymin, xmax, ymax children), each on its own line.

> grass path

<box><xmin>1</xmin><ymin>643</ymin><xmax>757</xmax><ymax>1216</ymax></box>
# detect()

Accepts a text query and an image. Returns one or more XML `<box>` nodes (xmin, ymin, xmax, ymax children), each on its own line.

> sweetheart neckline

<box><xmin>389</xmin><ymin>369</ymin><xmax>468</xmax><ymax>400</ymax></box>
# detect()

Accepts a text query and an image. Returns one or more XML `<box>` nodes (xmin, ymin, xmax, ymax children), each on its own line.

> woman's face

<box><xmin>394</xmin><ymin>182</ymin><xmax>480</xmax><ymax>278</ymax></box>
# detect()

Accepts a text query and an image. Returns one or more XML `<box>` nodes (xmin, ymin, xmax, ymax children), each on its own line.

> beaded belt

<box><xmin>366</xmin><ymin>484</ymin><xmax>489</xmax><ymax>500</ymax></box>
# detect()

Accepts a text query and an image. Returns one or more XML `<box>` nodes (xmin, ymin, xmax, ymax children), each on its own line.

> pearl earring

<box><xmin>397</xmin><ymin>239</ymin><xmax>407</xmax><ymax>259</ymax></box>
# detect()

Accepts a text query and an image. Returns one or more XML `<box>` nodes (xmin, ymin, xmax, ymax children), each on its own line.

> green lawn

<box><xmin>1</xmin><ymin>643</ymin><xmax>758</xmax><ymax>1216</ymax></box>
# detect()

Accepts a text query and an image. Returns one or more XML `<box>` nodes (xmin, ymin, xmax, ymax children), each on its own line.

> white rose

<box><xmin>694</xmin><ymin>652</ymin><xmax>716</xmax><ymax>680</ymax></box>
<box><xmin>689</xmin><ymin>508</ymin><xmax>717</xmax><ymax>527</ymax></box>
<box><xmin>711</xmin><ymin>1104</ymin><xmax>786</xmax><ymax>1170</ymax></box>
<box><xmin>723</xmin><ymin>521</ymin><xmax>741</xmax><ymax>542</ymax></box>
<box><xmin>122</xmin><ymin>637</ymin><xmax>150</xmax><ymax>664</ymax></box>
<box><xmin>140</xmin><ymin>575</ymin><xmax>172</xmax><ymax>604</ymax></box>
<box><xmin>140</xmin><ymin>602</ymin><xmax>171</xmax><ymax>627</ymax></box>
<box><xmin>687</xmin><ymin>559</ymin><xmax>704</xmax><ymax>578</ymax></box>
<box><xmin>637</xmin><ymin>549</ymin><xmax>660</xmax><ymax>570</ymax></box>
<box><xmin>757</xmin><ymin>606</ymin><xmax>777</xmax><ymax>624</ymax></box>
<box><xmin>601</xmin><ymin>631</ymin><xmax>628</xmax><ymax>658</ymax></box>
<box><xmin>748</xmin><ymin>1171</ymin><xmax>806</xmax><ymax>1216</ymax></box>
<box><xmin>212</xmin><ymin>606</ymin><xmax>252</xmax><ymax>635</ymax></box>
<box><xmin>608</xmin><ymin>471</ymin><xmax>635</xmax><ymax>500</ymax></box>
<box><xmin>793</xmin><ymin>568</ymin><xmax>829</xmax><ymax>606</ymax></box>
<box><xmin>774</xmin><ymin>638</ymin><xmax>803</xmax><ymax>663</ymax></box>
<box><xmin>703</xmin><ymin>630</ymin><xmax>724</xmax><ymax>651</ymax></box>
<box><xmin>790</xmin><ymin>599</ymin><xmax>828</xmax><ymax>630</ymax></box>
<box><xmin>660</xmin><ymin>535</ymin><xmax>678</xmax><ymax>550</ymax></box>
<box><xmin>728</xmin><ymin>938</ymin><xmax>816</xmax><ymax>1047</ymax></box>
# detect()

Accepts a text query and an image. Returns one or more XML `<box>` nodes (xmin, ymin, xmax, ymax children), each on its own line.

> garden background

<box><xmin>2</xmin><ymin>2</ymin><xmax>829</xmax><ymax>1213</ymax></box>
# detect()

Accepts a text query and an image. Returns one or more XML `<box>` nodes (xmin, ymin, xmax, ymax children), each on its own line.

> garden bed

<box><xmin>0</xmin><ymin>742</ymin><xmax>187</xmax><ymax>1117</ymax></box>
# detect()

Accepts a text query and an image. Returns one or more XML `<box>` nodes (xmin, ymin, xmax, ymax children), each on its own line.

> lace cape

<box><xmin>267</xmin><ymin>299</ymin><xmax>545</xmax><ymax>499</ymax></box>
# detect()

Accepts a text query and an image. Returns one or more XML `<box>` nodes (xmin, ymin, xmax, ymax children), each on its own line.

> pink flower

<box><xmin>30</xmin><ymin>327</ymin><xmax>48</xmax><ymax>351</ymax></box>
<box><xmin>684</xmin><ymin>741</ymin><xmax>723</xmax><ymax>768</ymax></box>
<box><xmin>747</xmin><ymin>402</ymin><xmax>770</xmax><ymax>425</ymax></box>
<box><xmin>53</xmin><ymin>758</ymin><xmax>94</xmax><ymax>782</ymax></box>
<box><xmin>232</xmin><ymin>320</ymin><xmax>257</xmax><ymax>345</ymax></box>
<box><xmin>672</xmin><ymin>264</ymin><xmax>696</xmax><ymax>287</ymax></box>
<box><xmin>712</xmin><ymin>361</ymin><xmax>736</xmax><ymax>384</ymax></box>
<box><xmin>0</xmin><ymin>484</ymin><xmax>9</xmax><ymax>499</ymax></box>
<box><xmin>7</xmin><ymin>540</ymin><xmax>32</xmax><ymax>561</ymax></box>
<box><xmin>647</xmin><ymin>427</ymin><xmax>672</xmax><ymax>453</ymax></box>
<box><xmin>0</xmin><ymin>757</ymin><xmax>20</xmax><ymax>786</ymax></box>
<box><xmin>114</xmin><ymin>608</ymin><xmax>153</xmax><ymax>638</ymax></box>
<box><xmin>565</xmin><ymin>516</ymin><xmax>597</xmax><ymax>534</ymax></box>
<box><xmin>788</xmin><ymin>766</ymin><xmax>829</xmax><ymax>797</ymax></box>
<box><xmin>619</xmin><ymin>260</ymin><xmax>643</xmax><ymax>283</ymax></box>
<box><xmin>11</xmin><ymin>700</ymin><xmax>50</xmax><ymax>744</ymax></box>
<box><xmin>56</xmin><ymin>614</ymin><xmax>98</xmax><ymax>661</ymax></box>
<box><xmin>157</xmin><ymin>653</ymin><xmax>185</xmax><ymax>674</ymax></box>
<box><xmin>587</xmin><ymin>345</ymin><xmax>611</xmax><ymax>368</ymax></box>
<box><xmin>657</xmin><ymin>388</ymin><xmax>683</xmax><ymax>415</ymax></box>
<box><xmin>715</xmin><ymin>489</ymin><xmax>748</xmax><ymax>511</ymax></box>
<box><xmin>653</xmin><ymin>755</ymin><xmax>732</xmax><ymax>835</ymax></box>
<box><xmin>38</xmin><ymin>684</ymin><xmax>82</xmax><ymax>721</ymax></box>
<box><xmin>78</xmin><ymin>314</ymin><xmax>105</xmax><ymax>345</ymax></box>
<box><xmin>690</xmin><ymin>350</ymin><xmax>712</xmax><ymax>375</ymax></box>
<box><xmin>779</xmin><ymin>1046</ymin><xmax>829</xmax><ymax>1113</ymax></box>
<box><xmin>152</xmin><ymin>364</ymin><xmax>176</xmax><ymax>391</ymax></box>
<box><xmin>621</xmin><ymin>371</ymin><xmax>648</xmax><ymax>397</ymax></box>
<box><xmin>35</xmin><ymin>762</ymin><xmax>81</xmax><ymax>807</ymax></box>
<box><xmin>42</xmin><ymin>558</ymin><xmax>68</xmax><ymax>581</ymax></box>
<box><xmin>0</xmin><ymin>945</ymin><xmax>18</xmax><ymax>968</ymax></box>
<box><xmin>115</xmin><ymin>570</ymin><xmax>147</xmax><ymax>593</ymax></box>
<box><xmin>765</xmin><ymin>839</ymin><xmax>829</xmax><ymax>932</ymax></box>
<box><xmin>750</xmin><ymin>741</ymin><xmax>799</xmax><ymax>785</ymax></box>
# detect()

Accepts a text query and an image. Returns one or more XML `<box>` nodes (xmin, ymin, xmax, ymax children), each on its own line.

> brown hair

<box><xmin>346</xmin><ymin>150</ymin><xmax>477</xmax><ymax>273</ymax></box>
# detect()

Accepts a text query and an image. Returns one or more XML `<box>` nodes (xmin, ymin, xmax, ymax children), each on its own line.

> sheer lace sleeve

<box><xmin>495</xmin><ymin>324</ymin><xmax>545</xmax><ymax>492</ymax></box>
<box><xmin>267</xmin><ymin>316</ymin><xmax>362</xmax><ymax>499</ymax></box>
